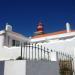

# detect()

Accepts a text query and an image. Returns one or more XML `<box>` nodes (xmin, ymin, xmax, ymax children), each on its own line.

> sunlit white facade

<box><xmin>0</xmin><ymin>22</ymin><xmax>74</xmax><ymax>75</ymax></box>
<box><xmin>31</xmin><ymin>22</ymin><xmax>75</xmax><ymax>74</ymax></box>
<box><xmin>0</xmin><ymin>23</ymin><xmax>30</xmax><ymax>60</ymax></box>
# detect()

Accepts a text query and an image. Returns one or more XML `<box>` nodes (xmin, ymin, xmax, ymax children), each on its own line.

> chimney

<box><xmin>66</xmin><ymin>22</ymin><xmax>71</xmax><ymax>32</ymax></box>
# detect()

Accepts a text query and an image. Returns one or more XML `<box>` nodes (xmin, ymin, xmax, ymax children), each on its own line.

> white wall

<box><xmin>0</xmin><ymin>46</ymin><xmax>57</xmax><ymax>61</ymax></box>
<box><xmin>4</xmin><ymin>31</ymin><xmax>30</xmax><ymax>47</ymax></box>
<box><xmin>0</xmin><ymin>47</ymin><xmax>21</xmax><ymax>60</ymax></box>
<box><xmin>4</xmin><ymin>60</ymin><xmax>26</xmax><ymax>75</ymax></box>
<box><xmin>39</xmin><ymin>38</ymin><xmax>75</xmax><ymax>56</ymax></box>
<box><xmin>31</xmin><ymin>35</ymin><xmax>75</xmax><ymax>56</ymax></box>
<box><xmin>0</xmin><ymin>35</ymin><xmax>4</xmax><ymax>47</ymax></box>
<box><xmin>4</xmin><ymin>60</ymin><xmax>59</xmax><ymax>75</ymax></box>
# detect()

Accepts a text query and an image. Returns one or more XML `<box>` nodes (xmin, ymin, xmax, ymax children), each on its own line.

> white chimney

<box><xmin>66</xmin><ymin>22</ymin><xmax>71</xmax><ymax>33</ymax></box>
<box><xmin>5</xmin><ymin>23</ymin><xmax>12</xmax><ymax>31</ymax></box>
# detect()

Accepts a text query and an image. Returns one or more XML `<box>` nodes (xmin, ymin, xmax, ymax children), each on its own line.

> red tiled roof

<box><xmin>32</xmin><ymin>30</ymin><xmax>75</xmax><ymax>39</ymax></box>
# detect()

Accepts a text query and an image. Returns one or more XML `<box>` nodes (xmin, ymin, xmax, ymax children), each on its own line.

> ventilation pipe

<box><xmin>66</xmin><ymin>22</ymin><xmax>71</xmax><ymax>33</ymax></box>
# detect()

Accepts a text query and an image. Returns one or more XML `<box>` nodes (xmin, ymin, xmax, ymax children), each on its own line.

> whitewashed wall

<box><xmin>4</xmin><ymin>60</ymin><xmax>59</xmax><ymax>75</ymax></box>
<box><xmin>0</xmin><ymin>35</ymin><xmax>4</xmax><ymax>47</ymax></box>
<box><xmin>0</xmin><ymin>46</ymin><xmax>57</xmax><ymax>61</ymax></box>
<box><xmin>31</xmin><ymin>36</ymin><xmax>75</xmax><ymax>56</ymax></box>
<box><xmin>4</xmin><ymin>60</ymin><xmax>26</xmax><ymax>75</ymax></box>
<box><xmin>39</xmin><ymin>38</ymin><xmax>75</xmax><ymax>56</ymax></box>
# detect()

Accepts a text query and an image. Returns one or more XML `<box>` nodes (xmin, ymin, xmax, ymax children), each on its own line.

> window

<box><xmin>12</xmin><ymin>40</ymin><xmax>20</xmax><ymax>46</ymax></box>
<box><xmin>16</xmin><ymin>40</ymin><xmax>20</xmax><ymax>46</ymax></box>
<box><xmin>12</xmin><ymin>40</ymin><xmax>15</xmax><ymax>46</ymax></box>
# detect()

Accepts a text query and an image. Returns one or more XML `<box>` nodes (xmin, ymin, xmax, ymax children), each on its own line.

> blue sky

<box><xmin>0</xmin><ymin>0</ymin><xmax>75</xmax><ymax>36</ymax></box>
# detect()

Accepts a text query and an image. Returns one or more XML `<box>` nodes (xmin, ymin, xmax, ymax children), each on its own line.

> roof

<box><xmin>32</xmin><ymin>30</ymin><xmax>75</xmax><ymax>39</ymax></box>
<box><xmin>0</xmin><ymin>30</ymin><xmax>5</xmax><ymax>35</ymax></box>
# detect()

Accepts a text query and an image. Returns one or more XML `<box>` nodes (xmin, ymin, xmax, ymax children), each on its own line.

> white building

<box><xmin>31</xmin><ymin>22</ymin><xmax>75</xmax><ymax>56</ymax></box>
<box><xmin>0</xmin><ymin>22</ymin><xmax>74</xmax><ymax>75</ymax></box>
<box><xmin>0</xmin><ymin>23</ymin><xmax>57</xmax><ymax>61</ymax></box>
<box><xmin>0</xmin><ymin>23</ymin><xmax>30</xmax><ymax>47</ymax></box>
<box><xmin>0</xmin><ymin>23</ymin><xmax>30</xmax><ymax>60</ymax></box>
<box><xmin>31</xmin><ymin>22</ymin><xmax>75</xmax><ymax>74</ymax></box>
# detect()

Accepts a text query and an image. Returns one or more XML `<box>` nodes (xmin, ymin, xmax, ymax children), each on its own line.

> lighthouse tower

<box><xmin>34</xmin><ymin>21</ymin><xmax>44</xmax><ymax>35</ymax></box>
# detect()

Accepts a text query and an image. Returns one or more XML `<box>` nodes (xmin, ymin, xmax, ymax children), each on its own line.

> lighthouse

<box><xmin>34</xmin><ymin>21</ymin><xmax>44</xmax><ymax>35</ymax></box>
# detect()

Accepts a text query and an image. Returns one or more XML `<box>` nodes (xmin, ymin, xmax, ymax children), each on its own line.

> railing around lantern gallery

<box><xmin>16</xmin><ymin>42</ymin><xmax>74</xmax><ymax>75</ymax></box>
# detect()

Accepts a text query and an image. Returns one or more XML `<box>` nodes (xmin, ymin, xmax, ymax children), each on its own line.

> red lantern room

<box><xmin>37</xmin><ymin>21</ymin><xmax>43</xmax><ymax>32</ymax></box>
<box><xmin>34</xmin><ymin>21</ymin><xmax>44</xmax><ymax>35</ymax></box>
